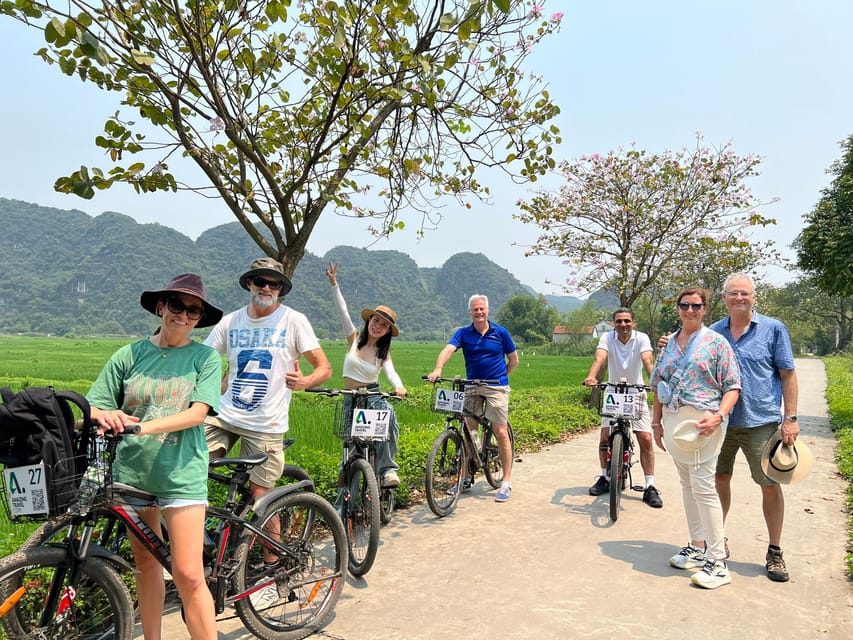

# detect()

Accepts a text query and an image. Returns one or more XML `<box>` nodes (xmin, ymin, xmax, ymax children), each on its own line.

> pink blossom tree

<box><xmin>516</xmin><ymin>134</ymin><xmax>779</xmax><ymax>307</ymax></box>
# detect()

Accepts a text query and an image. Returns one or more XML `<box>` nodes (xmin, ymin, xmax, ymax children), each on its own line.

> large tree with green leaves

<box><xmin>2</xmin><ymin>0</ymin><xmax>562</xmax><ymax>275</ymax></box>
<box><xmin>495</xmin><ymin>293</ymin><xmax>559</xmax><ymax>345</ymax></box>
<box><xmin>515</xmin><ymin>134</ymin><xmax>778</xmax><ymax>306</ymax></box>
<box><xmin>794</xmin><ymin>134</ymin><xmax>853</xmax><ymax>299</ymax></box>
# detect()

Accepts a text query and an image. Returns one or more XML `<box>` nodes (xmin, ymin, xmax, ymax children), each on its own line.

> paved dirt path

<box><xmin>151</xmin><ymin>358</ymin><xmax>852</xmax><ymax>639</ymax></box>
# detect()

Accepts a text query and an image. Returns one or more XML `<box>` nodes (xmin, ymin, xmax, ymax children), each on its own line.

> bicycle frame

<box><xmin>55</xmin><ymin>472</ymin><xmax>316</xmax><ymax>613</ymax></box>
<box><xmin>588</xmin><ymin>379</ymin><xmax>649</xmax><ymax>521</ymax></box>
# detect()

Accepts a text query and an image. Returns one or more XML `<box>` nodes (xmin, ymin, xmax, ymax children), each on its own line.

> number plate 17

<box><xmin>351</xmin><ymin>408</ymin><xmax>390</xmax><ymax>439</ymax></box>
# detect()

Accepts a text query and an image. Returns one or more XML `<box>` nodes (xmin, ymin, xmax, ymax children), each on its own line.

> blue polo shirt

<box><xmin>710</xmin><ymin>311</ymin><xmax>795</xmax><ymax>428</ymax></box>
<box><xmin>449</xmin><ymin>322</ymin><xmax>517</xmax><ymax>385</ymax></box>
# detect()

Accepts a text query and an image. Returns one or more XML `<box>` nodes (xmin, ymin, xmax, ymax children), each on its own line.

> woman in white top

<box><xmin>327</xmin><ymin>262</ymin><xmax>406</xmax><ymax>487</ymax></box>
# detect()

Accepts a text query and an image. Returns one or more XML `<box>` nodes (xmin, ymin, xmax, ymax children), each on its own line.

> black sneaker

<box><xmin>642</xmin><ymin>485</ymin><xmax>663</xmax><ymax>508</ymax></box>
<box><xmin>588</xmin><ymin>475</ymin><xmax>609</xmax><ymax>496</ymax></box>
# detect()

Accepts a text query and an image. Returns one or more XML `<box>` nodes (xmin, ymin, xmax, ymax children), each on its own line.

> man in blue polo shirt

<box><xmin>710</xmin><ymin>273</ymin><xmax>799</xmax><ymax>582</ymax></box>
<box><xmin>428</xmin><ymin>294</ymin><xmax>519</xmax><ymax>502</ymax></box>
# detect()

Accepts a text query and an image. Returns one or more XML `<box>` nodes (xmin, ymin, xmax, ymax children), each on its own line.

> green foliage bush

<box><xmin>823</xmin><ymin>355</ymin><xmax>853</xmax><ymax>575</ymax></box>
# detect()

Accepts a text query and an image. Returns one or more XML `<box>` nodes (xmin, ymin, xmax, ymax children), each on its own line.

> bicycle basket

<box><xmin>0</xmin><ymin>436</ymin><xmax>109</xmax><ymax>521</ymax></box>
<box><xmin>332</xmin><ymin>396</ymin><xmax>389</xmax><ymax>441</ymax></box>
<box><xmin>431</xmin><ymin>385</ymin><xmax>465</xmax><ymax>415</ymax></box>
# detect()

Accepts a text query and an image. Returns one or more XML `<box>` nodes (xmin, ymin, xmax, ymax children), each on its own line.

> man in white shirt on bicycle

<box><xmin>583</xmin><ymin>307</ymin><xmax>662</xmax><ymax>508</ymax></box>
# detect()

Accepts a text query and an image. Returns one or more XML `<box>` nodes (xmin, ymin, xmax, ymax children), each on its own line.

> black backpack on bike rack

<box><xmin>0</xmin><ymin>386</ymin><xmax>95</xmax><ymax>517</ymax></box>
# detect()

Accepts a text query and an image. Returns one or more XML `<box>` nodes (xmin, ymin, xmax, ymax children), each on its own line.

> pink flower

<box><xmin>530</xmin><ymin>4</ymin><xmax>543</xmax><ymax>18</ymax></box>
<box><xmin>550</xmin><ymin>12</ymin><xmax>564</xmax><ymax>23</ymax></box>
<box><xmin>378</xmin><ymin>40</ymin><xmax>386</xmax><ymax>49</ymax></box>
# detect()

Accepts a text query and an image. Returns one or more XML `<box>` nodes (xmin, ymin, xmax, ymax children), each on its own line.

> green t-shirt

<box><xmin>87</xmin><ymin>338</ymin><xmax>221</xmax><ymax>500</ymax></box>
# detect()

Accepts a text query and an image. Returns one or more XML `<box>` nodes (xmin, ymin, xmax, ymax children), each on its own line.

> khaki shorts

<box><xmin>204</xmin><ymin>417</ymin><xmax>285</xmax><ymax>489</ymax></box>
<box><xmin>463</xmin><ymin>385</ymin><xmax>510</xmax><ymax>425</ymax></box>
<box><xmin>715</xmin><ymin>422</ymin><xmax>778</xmax><ymax>485</ymax></box>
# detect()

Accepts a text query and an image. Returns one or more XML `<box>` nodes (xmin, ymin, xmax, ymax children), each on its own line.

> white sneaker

<box><xmin>495</xmin><ymin>481</ymin><xmax>512</xmax><ymax>502</ymax></box>
<box><xmin>669</xmin><ymin>544</ymin><xmax>707</xmax><ymax>569</ymax></box>
<box><xmin>381</xmin><ymin>470</ymin><xmax>400</xmax><ymax>488</ymax></box>
<box><xmin>691</xmin><ymin>560</ymin><xmax>732</xmax><ymax>589</ymax></box>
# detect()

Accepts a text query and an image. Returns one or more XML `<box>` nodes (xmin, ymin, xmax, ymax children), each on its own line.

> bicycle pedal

<box><xmin>630</xmin><ymin>484</ymin><xmax>644</xmax><ymax>492</ymax></box>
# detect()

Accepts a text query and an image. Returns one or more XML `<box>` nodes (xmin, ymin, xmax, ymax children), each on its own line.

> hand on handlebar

<box><xmin>92</xmin><ymin>407</ymin><xmax>141</xmax><ymax>435</ymax></box>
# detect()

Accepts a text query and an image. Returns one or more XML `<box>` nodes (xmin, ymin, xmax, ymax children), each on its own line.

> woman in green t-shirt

<box><xmin>87</xmin><ymin>273</ymin><xmax>223</xmax><ymax>640</ymax></box>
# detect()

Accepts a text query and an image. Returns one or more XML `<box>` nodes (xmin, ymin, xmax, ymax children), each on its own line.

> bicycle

<box><xmin>587</xmin><ymin>378</ymin><xmax>650</xmax><ymax>522</ymax></box>
<box><xmin>306</xmin><ymin>386</ymin><xmax>401</xmax><ymax>577</ymax></box>
<box><xmin>17</xmin><ymin>436</ymin><xmax>312</xmax><ymax>557</ymax></box>
<box><xmin>423</xmin><ymin>376</ymin><xmax>515</xmax><ymax>517</ymax></box>
<box><xmin>0</xmin><ymin>428</ymin><xmax>347</xmax><ymax>640</ymax></box>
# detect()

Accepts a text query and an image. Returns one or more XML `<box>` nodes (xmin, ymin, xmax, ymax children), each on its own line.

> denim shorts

<box><xmin>121</xmin><ymin>494</ymin><xmax>207</xmax><ymax>510</ymax></box>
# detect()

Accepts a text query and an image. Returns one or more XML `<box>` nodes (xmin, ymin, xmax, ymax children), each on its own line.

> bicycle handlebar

<box><xmin>421</xmin><ymin>375</ymin><xmax>500</xmax><ymax>385</ymax></box>
<box><xmin>584</xmin><ymin>381</ymin><xmax>651</xmax><ymax>392</ymax></box>
<box><xmin>306</xmin><ymin>387</ymin><xmax>401</xmax><ymax>400</ymax></box>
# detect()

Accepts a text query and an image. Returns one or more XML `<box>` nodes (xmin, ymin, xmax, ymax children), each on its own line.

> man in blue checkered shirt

<box><xmin>710</xmin><ymin>273</ymin><xmax>799</xmax><ymax>583</ymax></box>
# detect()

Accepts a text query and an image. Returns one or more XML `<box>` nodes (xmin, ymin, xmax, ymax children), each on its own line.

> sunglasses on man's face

<box><xmin>613</xmin><ymin>319</ymin><xmax>633</xmax><ymax>325</ymax></box>
<box><xmin>251</xmin><ymin>276</ymin><xmax>284</xmax><ymax>290</ymax></box>
<box><xmin>165</xmin><ymin>298</ymin><xmax>204</xmax><ymax>320</ymax></box>
<box><xmin>677</xmin><ymin>302</ymin><xmax>705</xmax><ymax>312</ymax></box>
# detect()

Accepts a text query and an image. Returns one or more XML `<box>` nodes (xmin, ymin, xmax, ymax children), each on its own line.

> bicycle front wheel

<box><xmin>340</xmin><ymin>457</ymin><xmax>381</xmax><ymax>576</ymax></box>
<box><xmin>609</xmin><ymin>432</ymin><xmax>625</xmax><ymax>521</ymax></box>
<box><xmin>0</xmin><ymin>546</ymin><xmax>134</xmax><ymax>639</ymax></box>
<box><xmin>234</xmin><ymin>491</ymin><xmax>346</xmax><ymax>640</ymax></box>
<box><xmin>425</xmin><ymin>429</ymin><xmax>464</xmax><ymax>517</ymax></box>
<box><xmin>483</xmin><ymin>422</ymin><xmax>515</xmax><ymax>489</ymax></box>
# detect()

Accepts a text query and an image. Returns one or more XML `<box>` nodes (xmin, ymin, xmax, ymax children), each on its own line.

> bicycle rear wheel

<box><xmin>379</xmin><ymin>487</ymin><xmax>395</xmax><ymax>525</ymax></box>
<box><xmin>483</xmin><ymin>422</ymin><xmax>515</xmax><ymax>489</ymax></box>
<box><xmin>234</xmin><ymin>491</ymin><xmax>346</xmax><ymax>640</ymax></box>
<box><xmin>609</xmin><ymin>432</ymin><xmax>625</xmax><ymax>521</ymax></box>
<box><xmin>0</xmin><ymin>546</ymin><xmax>134</xmax><ymax>639</ymax></box>
<box><xmin>425</xmin><ymin>429</ymin><xmax>464</xmax><ymax>517</ymax></box>
<box><xmin>340</xmin><ymin>457</ymin><xmax>381</xmax><ymax>576</ymax></box>
<box><xmin>281</xmin><ymin>464</ymin><xmax>312</xmax><ymax>486</ymax></box>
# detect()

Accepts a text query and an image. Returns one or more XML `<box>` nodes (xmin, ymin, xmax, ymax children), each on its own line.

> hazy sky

<box><xmin>2</xmin><ymin>1</ymin><xmax>852</xmax><ymax>296</ymax></box>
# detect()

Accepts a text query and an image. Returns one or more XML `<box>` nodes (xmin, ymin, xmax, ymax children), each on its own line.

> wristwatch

<box><xmin>785</xmin><ymin>415</ymin><xmax>798</xmax><ymax>422</ymax></box>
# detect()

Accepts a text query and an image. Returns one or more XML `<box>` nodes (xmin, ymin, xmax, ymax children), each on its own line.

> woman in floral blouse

<box><xmin>651</xmin><ymin>287</ymin><xmax>740</xmax><ymax>590</ymax></box>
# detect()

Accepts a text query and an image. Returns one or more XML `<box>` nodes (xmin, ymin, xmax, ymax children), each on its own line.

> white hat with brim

<box><xmin>662</xmin><ymin>405</ymin><xmax>725</xmax><ymax>465</ymax></box>
<box><xmin>760</xmin><ymin>430</ymin><xmax>813</xmax><ymax>484</ymax></box>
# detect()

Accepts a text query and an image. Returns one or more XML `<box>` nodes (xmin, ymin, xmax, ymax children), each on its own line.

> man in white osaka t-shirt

<box><xmin>583</xmin><ymin>307</ymin><xmax>662</xmax><ymax>508</ymax></box>
<box><xmin>204</xmin><ymin>258</ymin><xmax>332</xmax><ymax>504</ymax></box>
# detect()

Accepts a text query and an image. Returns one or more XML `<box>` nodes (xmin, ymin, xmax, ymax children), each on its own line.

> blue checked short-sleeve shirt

<box><xmin>710</xmin><ymin>311</ymin><xmax>795</xmax><ymax>428</ymax></box>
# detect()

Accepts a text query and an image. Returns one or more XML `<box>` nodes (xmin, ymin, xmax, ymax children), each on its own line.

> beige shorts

<box><xmin>463</xmin><ymin>385</ymin><xmax>510</xmax><ymax>425</ymax></box>
<box><xmin>204</xmin><ymin>417</ymin><xmax>285</xmax><ymax>489</ymax></box>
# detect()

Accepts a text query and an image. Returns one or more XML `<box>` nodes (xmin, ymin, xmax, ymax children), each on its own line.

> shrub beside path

<box><xmin>153</xmin><ymin>358</ymin><xmax>852</xmax><ymax>640</ymax></box>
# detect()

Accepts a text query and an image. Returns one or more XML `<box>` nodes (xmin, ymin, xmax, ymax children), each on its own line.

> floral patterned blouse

<box><xmin>651</xmin><ymin>325</ymin><xmax>741</xmax><ymax>415</ymax></box>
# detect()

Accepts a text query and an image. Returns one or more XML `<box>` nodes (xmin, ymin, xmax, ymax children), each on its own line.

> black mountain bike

<box><xmin>306</xmin><ymin>387</ymin><xmax>401</xmax><ymax>577</ymax></box>
<box><xmin>423</xmin><ymin>376</ymin><xmax>515</xmax><ymax>517</ymax></box>
<box><xmin>0</xmin><ymin>429</ymin><xmax>346</xmax><ymax>640</ymax></box>
<box><xmin>588</xmin><ymin>379</ymin><xmax>650</xmax><ymax>521</ymax></box>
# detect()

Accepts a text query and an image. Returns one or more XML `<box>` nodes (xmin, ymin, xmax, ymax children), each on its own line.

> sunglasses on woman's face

<box><xmin>165</xmin><ymin>298</ymin><xmax>204</xmax><ymax>320</ymax></box>
<box><xmin>677</xmin><ymin>302</ymin><xmax>705</xmax><ymax>312</ymax></box>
